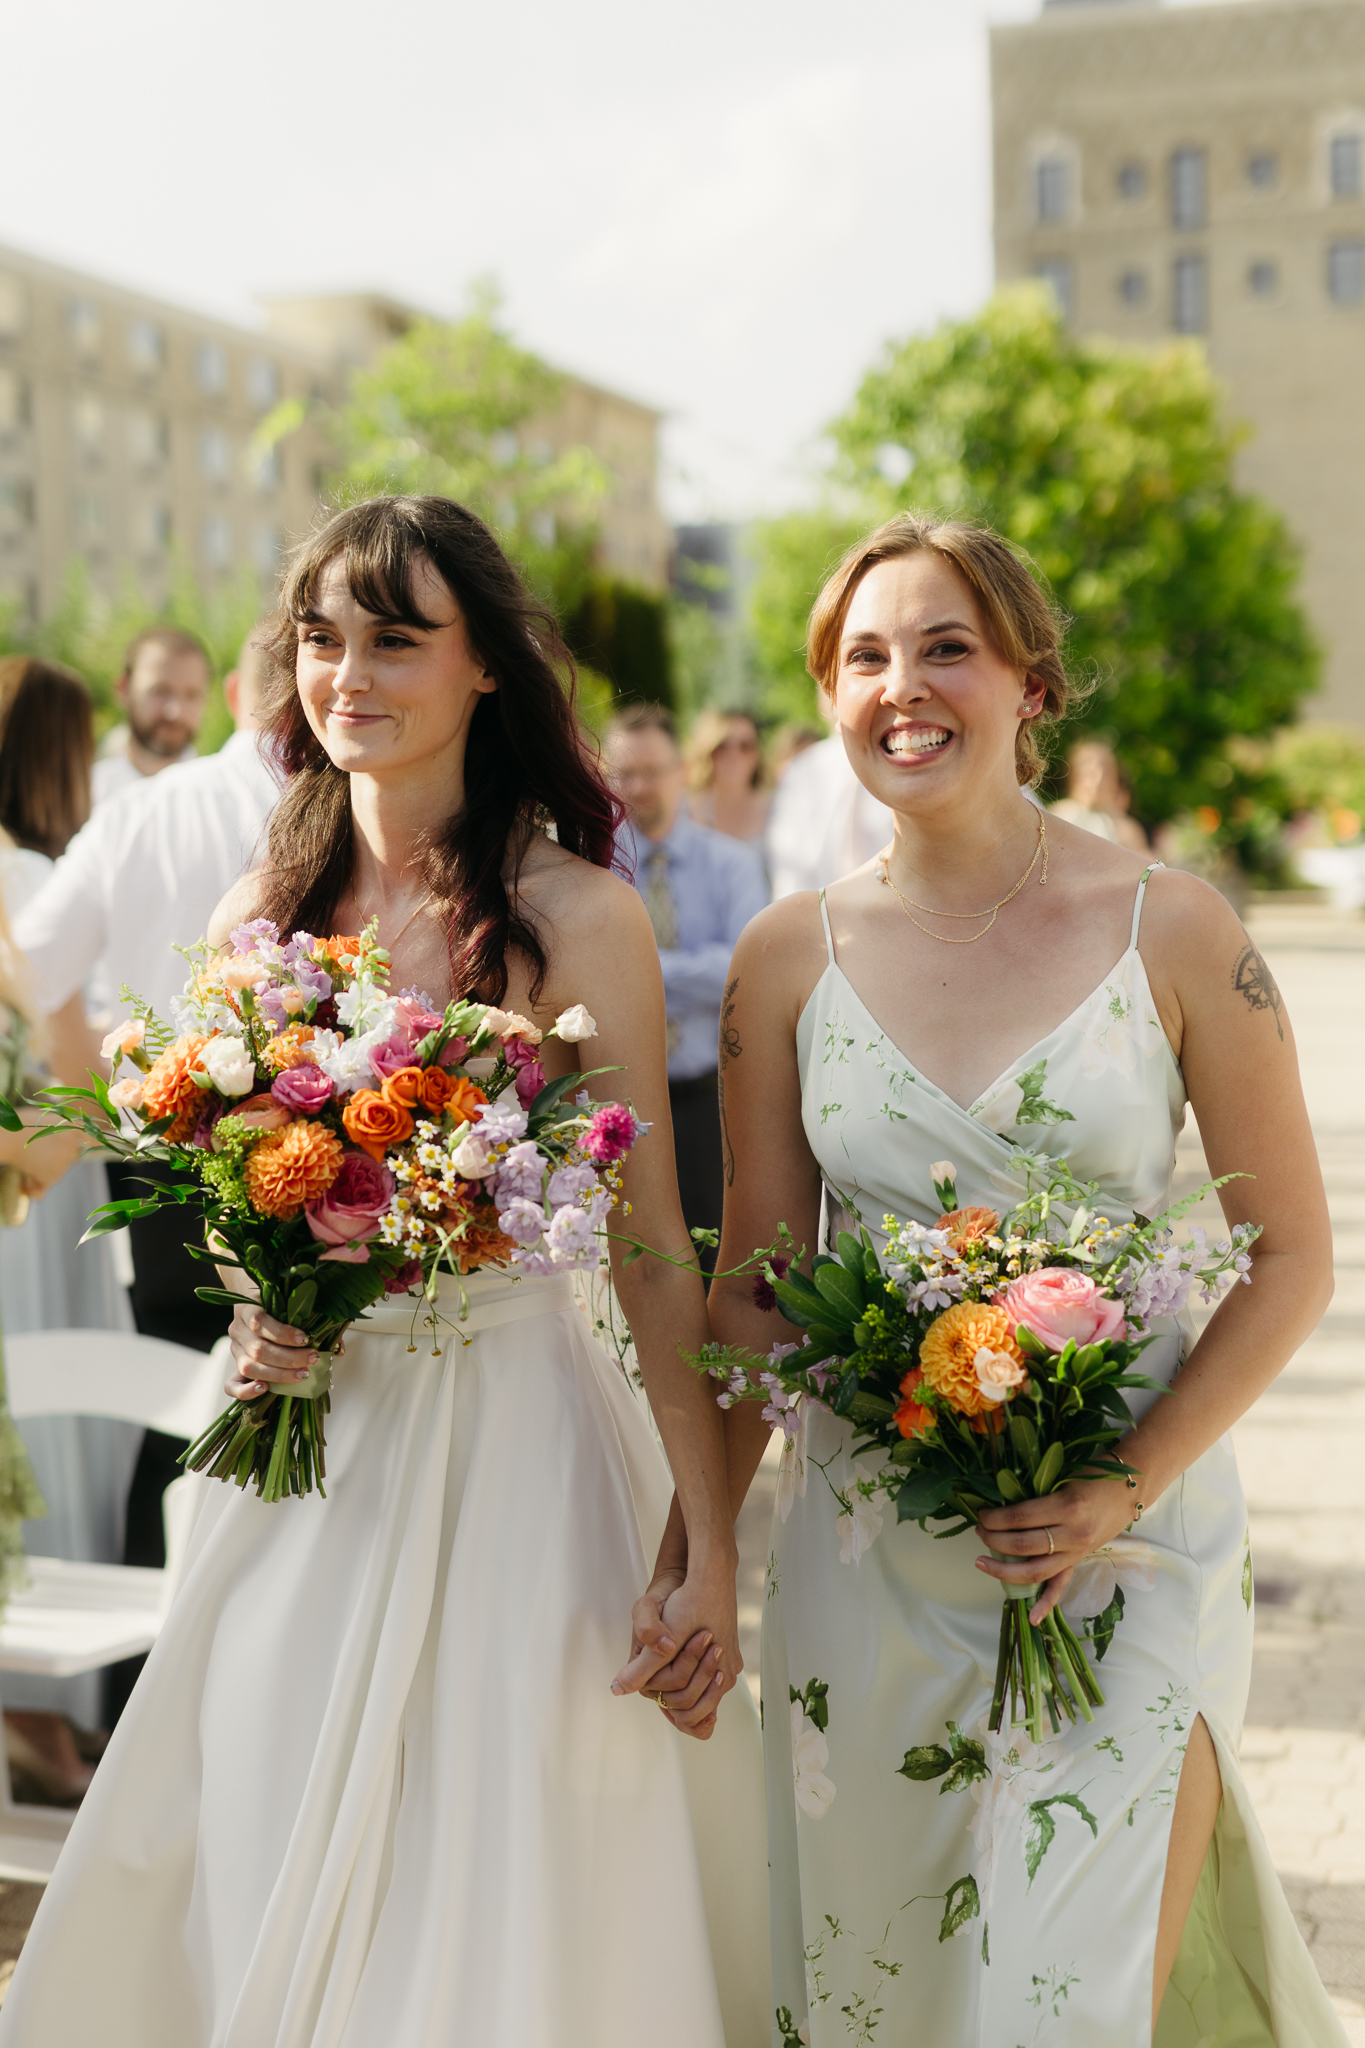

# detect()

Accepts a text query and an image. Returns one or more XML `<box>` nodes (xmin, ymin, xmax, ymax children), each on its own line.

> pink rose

<box><xmin>397</xmin><ymin>999</ymin><xmax>445</xmax><ymax>1039</ymax></box>
<box><xmin>998</xmin><ymin>1268</ymin><xmax>1126</xmax><ymax>1354</ymax></box>
<box><xmin>368</xmin><ymin>1034</ymin><xmax>417</xmax><ymax>1082</ymax></box>
<box><xmin>229</xmin><ymin>1092</ymin><xmax>290</xmax><ymax>1134</ymax></box>
<box><xmin>437</xmin><ymin>1035</ymin><xmax>470</xmax><ymax>1070</ymax></box>
<box><xmin>271</xmin><ymin>1065</ymin><xmax>334</xmax><ymax>1114</ymax></box>
<box><xmin>504</xmin><ymin>1036</ymin><xmax>547</xmax><ymax>1106</ymax></box>
<box><xmin>305</xmin><ymin>1150</ymin><xmax>395</xmax><ymax>1248</ymax></box>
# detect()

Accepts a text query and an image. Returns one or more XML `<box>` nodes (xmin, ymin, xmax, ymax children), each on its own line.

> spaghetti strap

<box><xmin>1129</xmin><ymin>862</ymin><xmax>1165</xmax><ymax>950</ymax></box>
<box><xmin>818</xmin><ymin>888</ymin><xmax>837</xmax><ymax>967</ymax></box>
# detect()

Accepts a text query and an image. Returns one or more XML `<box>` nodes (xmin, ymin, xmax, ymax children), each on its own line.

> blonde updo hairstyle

<box><xmin>805</xmin><ymin>513</ymin><xmax>1075</xmax><ymax>787</ymax></box>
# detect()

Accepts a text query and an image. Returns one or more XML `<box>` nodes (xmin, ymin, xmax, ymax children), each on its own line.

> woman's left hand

<box><xmin>976</xmin><ymin>1476</ymin><xmax>1142</xmax><ymax>1624</ymax></box>
<box><xmin>612</xmin><ymin>1563</ymin><xmax>740</xmax><ymax>1738</ymax></box>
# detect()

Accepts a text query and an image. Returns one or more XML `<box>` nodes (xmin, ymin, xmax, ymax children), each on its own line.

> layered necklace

<box><xmin>875</xmin><ymin>810</ymin><xmax>1048</xmax><ymax>945</ymax></box>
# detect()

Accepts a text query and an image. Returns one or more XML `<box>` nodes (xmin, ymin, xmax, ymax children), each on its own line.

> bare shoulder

<box><xmin>206</xmin><ymin>868</ymin><xmax>268</xmax><ymax>951</ymax></box>
<box><xmin>1138</xmin><ymin>863</ymin><xmax>1249</xmax><ymax>975</ymax></box>
<box><xmin>729</xmin><ymin>891</ymin><xmax>828</xmax><ymax>1020</ymax></box>
<box><xmin>516</xmin><ymin>837</ymin><xmax>647</xmax><ymax>947</ymax></box>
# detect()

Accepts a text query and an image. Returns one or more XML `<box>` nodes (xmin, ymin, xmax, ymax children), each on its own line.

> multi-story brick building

<box><xmin>0</xmin><ymin>250</ymin><xmax>669</xmax><ymax>633</ymax></box>
<box><xmin>992</xmin><ymin>0</ymin><xmax>1365</xmax><ymax>726</ymax></box>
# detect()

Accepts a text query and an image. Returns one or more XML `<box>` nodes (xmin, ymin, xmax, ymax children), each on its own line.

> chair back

<box><xmin>4</xmin><ymin>1330</ymin><xmax>228</xmax><ymax>1441</ymax></box>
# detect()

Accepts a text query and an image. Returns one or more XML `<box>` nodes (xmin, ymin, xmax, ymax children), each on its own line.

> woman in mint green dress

<box><xmin>689</xmin><ymin>516</ymin><xmax>1343</xmax><ymax>2044</ymax></box>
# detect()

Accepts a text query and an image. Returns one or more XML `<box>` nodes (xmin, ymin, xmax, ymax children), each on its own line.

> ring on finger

<box><xmin>1044</xmin><ymin>1527</ymin><xmax>1055</xmax><ymax>1556</ymax></box>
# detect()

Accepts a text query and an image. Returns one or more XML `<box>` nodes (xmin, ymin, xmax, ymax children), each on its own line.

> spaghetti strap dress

<box><xmin>762</xmin><ymin>868</ymin><xmax>1346</xmax><ymax>2047</ymax></box>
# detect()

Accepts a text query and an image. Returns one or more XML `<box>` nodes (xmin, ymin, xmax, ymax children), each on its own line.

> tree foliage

<box><xmin>750</xmin><ymin>287</ymin><xmax>1319</xmax><ymax>823</ymax></box>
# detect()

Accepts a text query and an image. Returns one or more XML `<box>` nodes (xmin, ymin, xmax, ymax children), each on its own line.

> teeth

<box><xmin>886</xmin><ymin>728</ymin><xmax>951</xmax><ymax>756</ymax></box>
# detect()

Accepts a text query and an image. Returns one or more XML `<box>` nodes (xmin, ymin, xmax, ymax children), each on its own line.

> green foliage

<box><xmin>750</xmin><ymin>286</ymin><xmax>1319</xmax><ymax>822</ymax></box>
<box><xmin>563</xmin><ymin>576</ymin><xmax>673</xmax><ymax>710</ymax></box>
<box><xmin>1272</xmin><ymin>723</ymin><xmax>1365</xmax><ymax>831</ymax></box>
<box><xmin>898</xmin><ymin>1721</ymin><xmax>989</xmax><ymax>1794</ymax></box>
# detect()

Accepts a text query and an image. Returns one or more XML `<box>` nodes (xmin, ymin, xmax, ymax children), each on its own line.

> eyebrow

<box><xmin>841</xmin><ymin>616</ymin><xmax>977</xmax><ymax>645</ymax></box>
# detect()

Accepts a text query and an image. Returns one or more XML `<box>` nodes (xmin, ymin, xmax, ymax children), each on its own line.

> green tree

<box><xmin>750</xmin><ymin>286</ymin><xmax>1319</xmax><ymax>824</ymax></box>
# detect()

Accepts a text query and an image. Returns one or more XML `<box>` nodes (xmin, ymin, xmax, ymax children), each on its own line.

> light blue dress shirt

<box><xmin>621</xmin><ymin>814</ymin><xmax>770</xmax><ymax>1081</ymax></box>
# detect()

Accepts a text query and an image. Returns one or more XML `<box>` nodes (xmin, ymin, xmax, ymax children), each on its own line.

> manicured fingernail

<box><xmin>657</xmin><ymin>1638</ymin><xmax>675</xmax><ymax>1656</ymax></box>
<box><xmin>308</xmin><ymin>1353</ymin><xmax>318</xmax><ymax>1364</ymax></box>
<box><xmin>610</xmin><ymin>1681</ymin><xmax>623</xmax><ymax>1695</ymax></box>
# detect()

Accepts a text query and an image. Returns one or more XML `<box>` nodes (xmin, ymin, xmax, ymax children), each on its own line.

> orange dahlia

<box><xmin>918</xmin><ymin>1302</ymin><xmax>1025</xmax><ymax>1419</ymax></box>
<box><xmin>141</xmin><ymin>1034</ymin><xmax>209</xmax><ymax>1142</ymax></box>
<box><xmin>895</xmin><ymin>1367</ymin><xmax>934</xmax><ymax>1440</ymax></box>
<box><xmin>938</xmin><ymin>1206</ymin><xmax>1000</xmax><ymax>1251</ymax></box>
<box><xmin>243</xmin><ymin>1118</ymin><xmax>344</xmax><ymax>1219</ymax></box>
<box><xmin>263</xmin><ymin>1025</ymin><xmax>318</xmax><ymax>1073</ymax></box>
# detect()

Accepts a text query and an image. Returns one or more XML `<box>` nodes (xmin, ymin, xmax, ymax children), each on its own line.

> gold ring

<box><xmin>1046</xmin><ymin>1527</ymin><xmax>1055</xmax><ymax>1556</ymax></box>
<box><xmin>655</xmin><ymin>1691</ymin><xmax>670</xmax><ymax>1709</ymax></box>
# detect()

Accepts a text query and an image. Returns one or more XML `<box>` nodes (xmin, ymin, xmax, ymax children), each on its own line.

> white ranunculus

<box><xmin>554</xmin><ymin>1003</ymin><xmax>597</xmax><ymax>1043</ymax></box>
<box><xmin>450</xmin><ymin>1129</ymin><xmax>495</xmax><ymax>1179</ymax></box>
<box><xmin>202</xmin><ymin>1035</ymin><xmax>256</xmax><ymax>1097</ymax></box>
<box><xmin>790</xmin><ymin>1704</ymin><xmax>836</xmax><ymax>1819</ymax></box>
<box><xmin>836</xmin><ymin>1487</ymin><xmax>888</xmax><ymax>1566</ymax></box>
<box><xmin>929</xmin><ymin>1159</ymin><xmax>957</xmax><ymax>1186</ymax></box>
<box><xmin>1060</xmin><ymin>1537</ymin><xmax>1158</xmax><ymax>1622</ymax></box>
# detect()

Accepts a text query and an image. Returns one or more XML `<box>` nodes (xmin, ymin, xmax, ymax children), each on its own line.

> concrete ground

<box><xmin>735</xmin><ymin>900</ymin><xmax>1365</xmax><ymax>2039</ymax></box>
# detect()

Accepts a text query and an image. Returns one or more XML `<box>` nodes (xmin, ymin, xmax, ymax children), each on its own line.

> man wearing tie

<box><xmin>604</xmin><ymin>704</ymin><xmax>768</xmax><ymax>1274</ymax></box>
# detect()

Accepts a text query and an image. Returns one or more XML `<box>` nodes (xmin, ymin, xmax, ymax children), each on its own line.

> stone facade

<box><xmin>993</xmin><ymin>0</ymin><xmax>1365</xmax><ymax>726</ymax></box>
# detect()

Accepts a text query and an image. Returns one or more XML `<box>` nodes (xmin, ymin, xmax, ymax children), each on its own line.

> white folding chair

<box><xmin>0</xmin><ymin>1330</ymin><xmax>228</xmax><ymax>1878</ymax></box>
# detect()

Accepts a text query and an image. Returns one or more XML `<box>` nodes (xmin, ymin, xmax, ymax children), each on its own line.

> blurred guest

<box><xmin>684</xmin><ymin>707</ymin><xmax>770</xmax><ymax>847</ymax></box>
<box><xmin>91</xmin><ymin>627</ymin><xmax>210</xmax><ymax>806</ymax></box>
<box><xmin>767</xmin><ymin>728</ymin><xmax>895</xmax><ymax>898</ymax></box>
<box><xmin>1050</xmin><ymin>737</ymin><xmax>1149</xmax><ymax>852</ymax></box>
<box><xmin>0</xmin><ymin>659</ymin><xmax>133</xmax><ymax>1790</ymax></box>
<box><xmin>770</xmin><ymin>721</ymin><xmax>824</xmax><ymax>783</ymax></box>
<box><xmin>605</xmin><ymin>704</ymin><xmax>767</xmax><ymax>1273</ymax></box>
<box><xmin>14</xmin><ymin>632</ymin><xmax>282</xmax><ymax>1718</ymax></box>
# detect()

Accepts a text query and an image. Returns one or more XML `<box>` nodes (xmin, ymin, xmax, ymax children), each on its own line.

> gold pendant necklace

<box><xmin>876</xmin><ymin>812</ymin><xmax>1048</xmax><ymax>945</ymax></box>
<box><xmin>355</xmin><ymin>888</ymin><xmax>434</xmax><ymax>951</ymax></box>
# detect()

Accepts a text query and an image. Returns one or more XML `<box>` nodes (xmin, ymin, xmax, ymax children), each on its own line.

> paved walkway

<box><xmin>735</xmin><ymin>901</ymin><xmax>1365</xmax><ymax>2037</ymax></box>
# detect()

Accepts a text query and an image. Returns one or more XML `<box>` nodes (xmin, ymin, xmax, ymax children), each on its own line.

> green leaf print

<box><xmin>1088</xmin><ymin>1585</ymin><xmax>1125</xmax><ymax>1662</ymax></box>
<box><xmin>939</xmin><ymin>1875</ymin><xmax>980</xmax><ymax>1943</ymax></box>
<box><xmin>790</xmin><ymin>1678</ymin><xmax>830</xmax><ymax>1733</ymax></box>
<box><xmin>775</xmin><ymin>2006</ymin><xmax>806</xmax><ymax>2047</ymax></box>
<box><xmin>1024</xmin><ymin>1792</ymin><xmax>1098</xmax><ymax>1886</ymax></box>
<box><xmin>1013</xmin><ymin>1060</ymin><xmax>1076</xmax><ymax>1128</ymax></box>
<box><xmin>898</xmin><ymin>1721</ymin><xmax>989</xmax><ymax>1794</ymax></box>
<box><xmin>1242</xmin><ymin>1528</ymin><xmax>1254</xmax><ymax>1610</ymax></box>
<box><xmin>982</xmin><ymin>1922</ymin><xmax>990</xmax><ymax>1966</ymax></box>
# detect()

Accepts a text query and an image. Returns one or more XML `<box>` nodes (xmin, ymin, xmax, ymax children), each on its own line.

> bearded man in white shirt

<box><xmin>90</xmin><ymin>627</ymin><xmax>211</xmax><ymax>808</ymax></box>
<box><xmin>14</xmin><ymin>633</ymin><xmax>282</xmax><ymax>1680</ymax></box>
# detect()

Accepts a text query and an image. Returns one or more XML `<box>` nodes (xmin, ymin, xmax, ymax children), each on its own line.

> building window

<box><xmin>76</xmin><ymin>490</ymin><xmax>105</xmax><ymax>544</ymax></box>
<box><xmin>1247</xmin><ymin>151</ymin><xmax>1278</xmax><ymax>190</ymax></box>
<box><xmin>1034</xmin><ymin>258</ymin><xmax>1074</xmax><ymax>320</ymax></box>
<box><xmin>1173</xmin><ymin>253</ymin><xmax>1206</xmax><ymax>332</ymax></box>
<box><xmin>251</xmin><ymin>522</ymin><xmax>283</xmax><ymax>575</ymax></box>
<box><xmin>0</xmin><ymin>277</ymin><xmax>26</xmax><ymax>341</ymax></box>
<box><xmin>73</xmin><ymin>396</ymin><xmax>105</xmax><ymax>459</ymax></box>
<box><xmin>0</xmin><ymin>476</ymin><xmax>34</xmax><ymax>528</ymax></box>
<box><xmin>247</xmin><ymin>357</ymin><xmax>279</xmax><ymax>410</ymax></box>
<box><xmin>138</xmin><ymin>499</ymin><xmax>172</xmax><ymax>553</ymax></box>
<box><xmin>1035</xmin><ymin>157</ymin><xmax>1071</xmax><ymax>223</ymax></box>
<box><xmin>1248</xmin><ymin>260</ymin><xmax>1279</xmax><ymax>297</ymax></box>
<box><xmin>0</xmin><ymin>369</ymin><xmax>27</xmax><ymax>435</ymax></box>
<box><xmin>1116</xmin><ymin>160</ymin><xmax>1147</xmax><ymax>201</ymax></box>
<box><xmin>1328</xmin><ymin>239</ymin><xmax>1365</xmax><ymax>304</ymax></box>
<box><xmin>1118</xmin><ymin>269</ymin><xmax>1149</xmax><ymax>306</ymax></box>
<box><xmin>202</xmin><ymin>512</ymin><xmax>233</xmax><ymax>571</ymax></box>
<box><xmin>127</xmin><ymin>410</ymin><xmax>168</xmax><ymax>470</ymax></box>
<box><xmin>1330</xmin><ymin>133</ymin><xmax>1362</xmax><ymax>200</ymax></box>
<box><xmin>195</xmin><ymin>340</ymin><xmax>228</xmax><ymax>395</ymax></box>
<box><xmin>126</xmin><ymin>318</ymin><xmax>164</xmax><ymax>372</ymax></box>
<box><xmin>251</xmin><ymin>443</ymin><xmax>282</xmax><ymax>494</ymax></box>
<box><xmin>199</xmin><ymin>426</ymin><xmax>231</xmax><ymax>484</ymax></box>
<box><xmin>67</xmin><ymin>299</ymin><xmax>102</xmax><ymax>356</ymax></box>
<box><xmin>1170</xmin><ymin>147</ymin><xmax>1206</xmax><ymax>231</ymax></box>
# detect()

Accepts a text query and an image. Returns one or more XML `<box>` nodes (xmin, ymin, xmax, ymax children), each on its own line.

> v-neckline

<box><xmin>820</xmin><ymin>946</ymin><xmax>1144</xmax><ymax>1117</ymax></box>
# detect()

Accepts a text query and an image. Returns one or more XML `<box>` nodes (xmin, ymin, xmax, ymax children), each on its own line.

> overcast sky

<box><xmin>0</xmin><ymin>0</ymin><xmax>1215</xmax><ymax>521</ymax></box>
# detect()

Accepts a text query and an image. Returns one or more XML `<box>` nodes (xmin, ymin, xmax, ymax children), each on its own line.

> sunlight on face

<box><xmin>834</xmin><ymin>552</ymin><xmax>1040</xmax><ymax>807</ymax></box>
<box><xmin>294</xmin><ymin>554</ymin><xmax>496</xmax><ymax>780</ymax></box>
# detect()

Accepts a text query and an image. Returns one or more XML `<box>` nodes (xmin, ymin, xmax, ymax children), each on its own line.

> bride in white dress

<box><xmin>0</xmin><ymin>494</ymin><xmax>768</xmax><ymax>2047</ymax></box>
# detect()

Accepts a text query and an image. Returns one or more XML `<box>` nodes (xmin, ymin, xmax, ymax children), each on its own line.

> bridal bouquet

<box><xmin>1</xmin><ymin>919</ymin><xmax>639</xmax><ymax>1503</ymax></box>
<box><xmin>699</xmin><ymin>1156</ymin><xmax>1257</xmax><ymax>1741</ymax></box>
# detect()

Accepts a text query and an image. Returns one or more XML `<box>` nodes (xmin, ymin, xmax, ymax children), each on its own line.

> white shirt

<box><xmin>766</xmin><ymin>734</ymin><xmax>895</xmax><ymax>899</ymax></box>
<box><xmin>15</xmin><ymin>729</ymin><xmax>283</xmax><ymax>1025</ymax></box>
<box><xmin>91</xmin><ymin>739</ymin><xmax>199</xmax><ymax>810</ymax></box>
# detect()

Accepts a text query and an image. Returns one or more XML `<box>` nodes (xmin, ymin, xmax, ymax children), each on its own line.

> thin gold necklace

<box><xmin>355</xmin><ymin>887</ymin><xmax>434</xmax><ymax>951</ymax></box>
<box><xmin>876</xmin><ymin>812</ymin><xmax>1048</xmax><ymax>945</ymax></box>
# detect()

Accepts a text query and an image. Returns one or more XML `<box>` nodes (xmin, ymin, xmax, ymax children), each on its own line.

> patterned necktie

<box><xmin>641</xmin><ymin>844</ymin><xmax>680</xmax><ymax>1056</ymax></box>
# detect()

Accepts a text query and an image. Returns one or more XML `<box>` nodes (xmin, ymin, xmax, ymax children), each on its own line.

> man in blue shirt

<box><xmin>605</xmin><ymin>704</ymin><xmax>769</xmax><ymax>1274</ymax></box>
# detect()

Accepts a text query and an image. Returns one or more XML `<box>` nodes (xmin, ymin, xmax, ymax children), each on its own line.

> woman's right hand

<box><xmin>13</xmin><ymin>1123</ymin><xmax>87</xmax><ymax>1198</ymax></box>
<box><xmin>226</xmin><ymin>1305</ymin><xmax>318</xmax><ymax>1401</ymax></box>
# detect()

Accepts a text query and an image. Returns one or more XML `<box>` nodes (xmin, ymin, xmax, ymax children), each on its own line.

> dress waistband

<box><xmin>352</xmin><ymin>1268</ymin><xmax>577</xmax><ymax>1341</ymax></box>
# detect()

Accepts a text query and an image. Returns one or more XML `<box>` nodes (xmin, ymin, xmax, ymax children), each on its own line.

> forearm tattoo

<box><xmin>1231</xmin><ymin>941</ymin><xmax>1284</xmax><ymax>1041</ymax></box>
<box><xmin>718</xmin><ymin>976</ymin><xmax>741</xmax><ymax>1189</ymax></box>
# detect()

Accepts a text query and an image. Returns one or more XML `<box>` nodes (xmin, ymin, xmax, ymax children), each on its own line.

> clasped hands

<box><xmin>611</xmin><ymin>1559</ymin><xmax>740</xmax><ymax>1741</ymax></box>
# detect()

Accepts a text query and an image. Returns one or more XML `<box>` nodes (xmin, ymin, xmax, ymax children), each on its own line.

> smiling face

<box><xmin>294</xmin><ymin>553</ymin><xmax>497</xmax><ymax>782</ymax></box>
<box><xmin>833</xmin><ymin>551</ymin><xmax>1045</xmax><ymax>815</ymax></box>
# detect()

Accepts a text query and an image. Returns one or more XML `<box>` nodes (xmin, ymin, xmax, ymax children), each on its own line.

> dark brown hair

<box><xmin>120</xmin><ymin>624</ymin><xmax>209</xmax><ymax>682</ymax></box>
<box><xmin>255</xmin><ymin>494</ymin><xmax>620</xmax><ymax>1003</ymax></box>
<box><xmin>806</xmin><ymin>513</ymin><xmax>1077</xmax><ymax>786</ymax></box>
<box><xmin>0</xmin><ymin>657</ymin><xmax>94</xmax><ymax>858</ymax></box>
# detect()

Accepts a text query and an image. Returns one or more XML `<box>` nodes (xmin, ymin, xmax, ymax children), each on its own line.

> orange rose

<box><xmin>895</xmin><ymin>1367</ymin><xmax>934</xmax><ymax>1440</ymax></box>
<box><xmin>918</xmin><ymin>1302</ymin><xmax>1026</xmax><ymax>1419</ymax></box>
<box><xmin>243</xmin><ymin>1119</ymin><xmax>344</xmax><ymax>1219</ymax></box>
<box><xmin>318</xmin><ymin>935</ymin><xmax>361</xmax><ymax>973</ymax></box>
<box><xmin>380</xmin><ymin>1067</ymin><xmax>424</xmax><ymax>1110</ymax></box>
<box><xmin>141</xmin><ymin>1033</ymin><xmax>209</xmax><ymax>1143</ymax></box>
<box><xmin>342</xmin><ymin>1089</ymin><xmax>414</xmax><ymax>1162</ymax></box>
<box><xmin>439</xmin><ymin>1076</ymin><xmax>487</xmax><ymax>1124</ymax></box>
<box><xmin>938</xmin><ymin>1206</ymin><xmax>1001</xmax><ymax>1252</ymax></box>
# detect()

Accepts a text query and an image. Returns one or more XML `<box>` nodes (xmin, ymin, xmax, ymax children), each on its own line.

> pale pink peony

<box><xmin>305</xmin><ymin>1150</ymin><xmax>395</xmax><ymax>1248</ymax></box>
<box><xmin>998</xmin><ymin>1268</ymin><xmax>1126</xmax><ymax>1354</ymax></box>
<box><xmin>108</xmin><ymin>1075</ymin><xmax>144</xmax><ymax>1110</ymax></box>
<box><xmin>974</xmin><ymin>1345</ymin><xmax>1030</xmax><ymax>1405</ymax></box>
<box><xmin>222</xmin><ymin>956</ymin><xmax>263</xmax><ymax>991</ymax></box>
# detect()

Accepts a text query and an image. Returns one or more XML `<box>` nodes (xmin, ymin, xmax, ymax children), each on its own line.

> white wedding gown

<box><xmin>0</xmin><ymin>1269</ymin><xmax>770</xmax><ymax>2046</ymax></box>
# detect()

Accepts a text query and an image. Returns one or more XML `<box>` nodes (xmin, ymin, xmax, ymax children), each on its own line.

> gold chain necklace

<box><xmin>876</xmin><ymin>812</ymin><xmax>1048</xmax><ymax>945</ymax></box>
<box><xmin>355</xmin><ymin>888</ymin><xmax>434</xmax><ymax>951</ymax></box>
